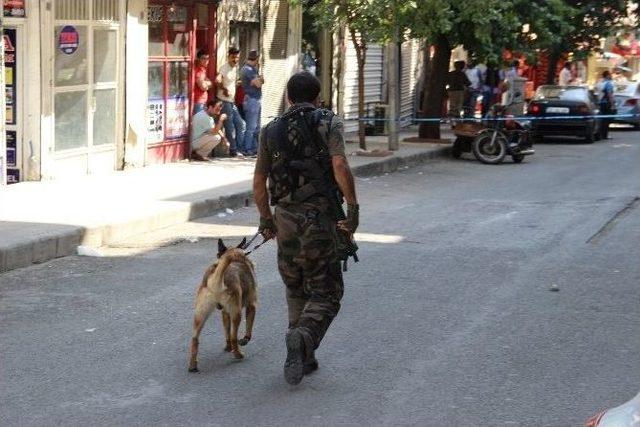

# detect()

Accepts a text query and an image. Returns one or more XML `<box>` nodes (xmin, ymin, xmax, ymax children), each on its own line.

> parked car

<box><xmin>527</xmin><ymin>85</ymin><xmax>602</xmax><ymax>143</ymax></box>
<box><xmin>613</xmin><ymin>81</ymin><xmax>640</xmax><ymax>129</ymax></box>
<box><xmin>585</xmin><ymin>391</ymin><xmax>640</xmax><ymax>427</ymax></box>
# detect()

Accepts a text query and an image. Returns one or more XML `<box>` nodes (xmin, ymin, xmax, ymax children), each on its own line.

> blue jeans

<box><xmin>242</xmin><ymin>96</ymin><xmax>261</xmax><ymax>155</ymax></box>
<box><xmin>193</xmin><ymin>103</ymin><xmax>205</xmax><ymax>114</ymax></box>
<box><xmin>221</xmin><ymin>101</ymin><xmax>246</xmax><ymax>153</ymax></box>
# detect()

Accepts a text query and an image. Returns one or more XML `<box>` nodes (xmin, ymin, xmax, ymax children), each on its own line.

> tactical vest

<box><xmin>263</xmin><ymin>105</ymin><xmax>339</xmax><ymax>209</ymax></box>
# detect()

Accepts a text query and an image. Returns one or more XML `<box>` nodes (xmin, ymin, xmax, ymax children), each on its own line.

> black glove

<box><xmin>341</xmin><ymin>203</ymin><xmax>359</xmax><ymax>234</ymax></box>
<box><xmin>259</xmin><ymin>217</ymin><xmax>277</xmax><ymax>240</ymax></box>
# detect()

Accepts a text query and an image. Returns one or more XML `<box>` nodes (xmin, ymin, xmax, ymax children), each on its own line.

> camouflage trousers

<box><xmin>274</xmin><ymin>202</ymin><xmax>344</xmax><ymax>360</ymax></box>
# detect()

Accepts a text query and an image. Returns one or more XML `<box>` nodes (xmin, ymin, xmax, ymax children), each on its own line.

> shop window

<box><xmin>55</xmin><ymin>91</ymin><xmax>87</xmax><ymax>151</ymax></box>
<box><xmin>147</xmin><ymin>3</ymin><xmax>193</xmax><ymax>143</ymax></box>
<box><xmin>93</xmin><ymin>28</ymin><xmax>117</xmax><ymax>83</ymax></box>
<box><xmin>93</xmin><ymin>88</ymin><xmax>116</xmax><ymax>146</ymax></box>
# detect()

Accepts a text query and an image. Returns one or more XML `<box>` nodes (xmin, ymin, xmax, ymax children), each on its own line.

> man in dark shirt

<box><xmin>447</xmin><ymin>60</ymin><xmax>471</xmax><ymax>118</ymax></box>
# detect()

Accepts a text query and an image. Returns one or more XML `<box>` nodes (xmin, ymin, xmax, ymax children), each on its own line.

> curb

<box><xmin>0</xmin><ymin>146</ymin><xmax>450</xmax><ymax>273</ymax></box>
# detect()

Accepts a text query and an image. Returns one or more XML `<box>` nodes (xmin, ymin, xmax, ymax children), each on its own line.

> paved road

<box><xmin>2</xmin><ymin>129</ymin><xmax>640</xmax><ymax>426</ymax></box>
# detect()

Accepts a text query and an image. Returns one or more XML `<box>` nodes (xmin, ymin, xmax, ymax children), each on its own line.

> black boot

<box><xmin>284</xmin><ymin>329</ymin><xmax>305</xmax><ymax>385</ymax></box>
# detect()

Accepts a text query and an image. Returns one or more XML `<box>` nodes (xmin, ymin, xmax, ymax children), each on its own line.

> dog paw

<box><xmin>232</xmin><ymin>351</ymin><xmax>244</xmax><ymax>360</ymax></box>
<box><xmin>188</xmin><ymin>366</ymin><xmax>199</xmax><ymax>373</ymax></box>
<box><xmin>238</xmin><ymin>336</ymin><xmax>251</xmax><ymax>346</ymax></box>
<box><xmin>224</xmin><ymin>344</ymin><xmax>232</xmax><ymax>352</ymax></box>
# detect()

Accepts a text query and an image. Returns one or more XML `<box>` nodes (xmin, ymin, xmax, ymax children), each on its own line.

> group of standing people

<box><xmin>446</xmin><ymin>59</ymin><xmax>521</xmax><ymax>119</ymax></box>
<box><xmin>191</xmin><ymin>47</ymin><xmax>264</xmax><ymax>160</ymax></box>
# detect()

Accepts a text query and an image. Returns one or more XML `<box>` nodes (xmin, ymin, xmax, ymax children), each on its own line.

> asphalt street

<box><xmin>1</xmin><ymin>128</ymin><xmax>640</xmax><ymax>426</ymax></box>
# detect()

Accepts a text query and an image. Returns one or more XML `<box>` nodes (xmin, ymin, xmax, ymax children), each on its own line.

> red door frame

<box><xmin>147</xmin><ymin>0</ymin><xmax>218</xmax><ymax>164</ymax></box>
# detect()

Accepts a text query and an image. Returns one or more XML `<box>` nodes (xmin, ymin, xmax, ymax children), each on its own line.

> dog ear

<box><xmin>237</xmin><ymin>237</ymin><xmax>247</xmax><ymax>249</ymax></box>
<box><xmin>217</xmin><ymin>239</ymin><xmax>227</xmax><ymax>258</ymax></box>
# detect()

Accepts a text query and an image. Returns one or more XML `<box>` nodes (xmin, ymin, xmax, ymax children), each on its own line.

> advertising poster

<box><xmin>165</xmin><ymin>97</ymin><xmax>189</xmax><ymax>139</ymax></box>
<box><xmin>4</xmin><ymin>28</ymin><xmax>16</xmax><ymax>125</ymax></box>
<box><xmin>7</xmin><ymin>169</ymin><xmax>19</xmax><ymax>184</ymax></box>
<box><xmin>3</xmin><ymin>0</ymin><xmax>25</xmax><ymax>17</ymax></box>
<box><xmin>147</xmin><ymin>101</ymin><xmax>164</xmax><ymax>144</ymax></box>
<box><xmin>58</xmin><ymin>26</ymin><xmax>79</xmax><ymax>55</ymax></box>
<box><xmin>6</xmin><ymin>130</ymin><xmax>16</xmax><ymax>167</ymax></box>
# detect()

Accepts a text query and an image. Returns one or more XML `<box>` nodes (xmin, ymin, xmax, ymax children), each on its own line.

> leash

<box><xmin>243</xmin><ymin>231</ymin><xmax>271</xmax><ymax>256</ymax></box>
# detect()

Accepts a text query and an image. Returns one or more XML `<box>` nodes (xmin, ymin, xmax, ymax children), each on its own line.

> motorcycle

<box><xmin>451</xmin><ymin>103</ymin><xmax>535</xmax><ymax>164</ymax></box>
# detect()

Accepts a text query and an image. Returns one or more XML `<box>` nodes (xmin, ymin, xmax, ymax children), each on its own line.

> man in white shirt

<box><xmin>464</xmin><ymin>61</ymin><xmax>482</xmax><ymax>117</ymax></box>
<box><xmin>558</xmin><ymin>61</ymin><xmax>572</xmax><ymax>86</ymax></box>
<box><xmin>216</xmin><ymin>46</ymin><xmax>246</xmax><ymax>157</ymax></box>
<box><xmin>190</xmin><ymin>99</ymin><xmax>228</xmax><ymax>160</ymax></box>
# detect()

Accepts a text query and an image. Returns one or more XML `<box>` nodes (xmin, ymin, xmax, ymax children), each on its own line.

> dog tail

<box><xmin>205</xmin><ymin>255</ymin><xmax>231</xmax><ymax>292</ymax></box>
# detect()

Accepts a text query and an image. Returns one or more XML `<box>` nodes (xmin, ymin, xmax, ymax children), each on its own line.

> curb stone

<box><xmin>0</xmin><ymin>146</ymin><xmax>450</xmax><ymax>273</ymax></box>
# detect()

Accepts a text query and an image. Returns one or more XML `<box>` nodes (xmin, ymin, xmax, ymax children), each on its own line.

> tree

<box><xmin>295</xmin><ymin>0</ymin><xmax>393</xmax><ymax>150</ymax></box>
<box><xmin>399</xmin><ymin>1</ymin><xmax>528</xmax><ymax>139</ymax></box>
<box><xmin>541</xmin><ymin>1</ymin><xmax>633</xmax><ymax>83</ymax></box>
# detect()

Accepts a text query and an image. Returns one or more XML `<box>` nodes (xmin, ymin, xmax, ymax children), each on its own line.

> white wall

<box><xmin>124</xmin><ymin>0</ymin><xmax>149</xmax><ymax>168</ymax></box>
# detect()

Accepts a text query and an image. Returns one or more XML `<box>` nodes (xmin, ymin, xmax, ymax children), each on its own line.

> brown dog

<box><xmin>188</xmin><ymin>238</ymin><xmax>258</xmax><ymax>372</ymax></box>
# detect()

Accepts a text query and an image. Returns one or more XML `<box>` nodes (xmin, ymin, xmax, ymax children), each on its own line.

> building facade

<box><xmin>2</xmin><ymin>0</ymin><xmax>300</xmax><ymax>184</ymax></box>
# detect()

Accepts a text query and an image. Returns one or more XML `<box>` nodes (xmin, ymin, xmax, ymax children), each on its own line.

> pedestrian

<box><xmin>481</xmin><ymin>62</ymin><xmax>500</xmax><ymax>117</ymax></box>
<box><xmin>216</xmin><ymin>46</ymin><xmax>246</xmax><ymax>157</ymax></box>
<box><xmin>240</xmin><ymin>49</ymin><xmax>264</xmax><ymax>156</ymax></box>
<box><xmin>190</xmin><ymin>99</ymin><xmax>229</xmax><ymax>161</ymax></box>
<box><xmin>464</xmin><ymin>61</ymin><xmax>482</xmax><ymax>117</ymax></box>
<box><xmin>599</xmin><ymin>70</ymin><xmax>616</xmax><ymax>139</ymax></box>
<box><xmin>253</xmin><ymin>71</ymin><xmax>359</xmax><ymax>385</ymax></box>
<box><xmin>193</xmin><ymin>50</ymin><xmax>213</xmax><ymax>114</ymax></box>
<box><xmin>501</xmin><ymin>59</ymin><xmax>520</xmax><ymax>105</ymax></box>
<box><xmin>447</xmin><ymin>60</ymin><xmax>471</xmax><ymax>119</ymax></box>
<box><xmin>559</xmin><ymin>61</ymin><xmax>572</xmax><ymax>86</ymax></box>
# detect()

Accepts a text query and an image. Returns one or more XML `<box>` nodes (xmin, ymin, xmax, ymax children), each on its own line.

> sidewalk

<box><xmin>0</xmin><ymin>126</ymin><xmax>454</xmax><ymax>273</ymax></box>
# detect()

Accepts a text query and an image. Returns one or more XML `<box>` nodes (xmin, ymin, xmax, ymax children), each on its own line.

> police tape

<box><xmin>340</xmin><ymin>113</ymin><xmax>640</xmax><ymax>123</ymax></box>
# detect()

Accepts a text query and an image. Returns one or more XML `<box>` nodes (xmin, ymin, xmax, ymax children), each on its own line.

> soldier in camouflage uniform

<box><xmin>253</xmin><ymin>71</ymin><xmax>359</xmax><ymax>385</ymax></box>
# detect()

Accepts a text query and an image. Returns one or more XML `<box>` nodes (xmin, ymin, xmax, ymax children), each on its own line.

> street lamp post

<box><xmin>387</xmin><ymin>1</ymin><xmax>399</xmax><ymax>151</ymax></box>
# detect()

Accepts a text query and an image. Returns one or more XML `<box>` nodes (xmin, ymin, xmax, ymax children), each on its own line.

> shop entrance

<box><xmin>50</xmin><ymin>1</ymin><xmax>122</xmax><ymax>178</ymax></box>
<box><xmin>3</xmin><ymin>24</ymin><xmax>23</xmax><ymax>183</ymax></box>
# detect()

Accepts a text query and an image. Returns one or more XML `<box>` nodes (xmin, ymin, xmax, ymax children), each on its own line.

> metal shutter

<box><xmin>261</xmin><ymin>0</ymin><xmax>289</xmax><ymax>121</ymax></box>
<box><xmin>342</xmin><ymin>40</ymin><xmax>384</xmax><ymax>134</ymax></box>
<box><xmin>400</xmin><ymin>39</ymin><xmax>422</xmax><ymax>126</ymax></box>
<box><xmin>55</xmin><ymin>0</ymin><xmax>118</xmax><ymax>21</ymax></box>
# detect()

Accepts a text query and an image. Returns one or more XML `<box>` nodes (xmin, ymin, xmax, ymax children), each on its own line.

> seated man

<box><xmin>191</xmin><ymin>99</ymin><xmax>229</xmax><ymax>160</ymax></box>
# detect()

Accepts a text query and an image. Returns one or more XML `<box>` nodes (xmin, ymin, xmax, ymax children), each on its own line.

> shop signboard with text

<box><xmin>3</xmin><ymin>0</ymin><xmax>25</xmax><ymax>17</ymax></box>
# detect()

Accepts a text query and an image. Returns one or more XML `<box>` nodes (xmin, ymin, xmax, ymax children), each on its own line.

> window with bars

<box><xmin>55</xmin><ymin>0</ymin><xmax>118</xmax><ymax>22</ymax></box>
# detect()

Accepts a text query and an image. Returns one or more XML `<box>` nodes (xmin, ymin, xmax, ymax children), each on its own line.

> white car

<box><xmin>613</xmin><ymin>82</ymin><xmax>640</xmax><ymax>129</ymax></box>
<box><xmin>586</xmin><ymin>391</ymin><xmax>640</xmax><ymax>427</ymax></box>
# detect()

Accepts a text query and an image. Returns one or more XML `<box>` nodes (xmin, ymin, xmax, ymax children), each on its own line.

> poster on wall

<box><xmin>4</xmin><ymin>28</ymin><xmax>16</xmax><ymax>125</ymax></box>
<box><xmin>6</xmin><ymin>130</ymin><xmax>16</xmax><ymax>167</ymax></box>
<box><xmin>3</xmin><ymin>0</ymin><xmax>25</xmax><ymax>17</ymax></box>
<box><xmin>147</xmin><ymin>101</ymin><xmax>164</xmax><ymax>144</ymax></box>
<box><xmin>165</xmin><ymin>97</ymin><xmax>189</xmax><ymax>139</ymax></box>
<box><xmin>7</xmin><ymin>169</ymin><xmax>19</xmax><ymax>184</ymax></box>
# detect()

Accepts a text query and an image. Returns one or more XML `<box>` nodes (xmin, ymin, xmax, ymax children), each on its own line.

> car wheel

<box><xmin>585</xmin><ymin>128</ymin><xmax>595</xmax><ymax>144</ymax></box>
<box><xmin>634</xmin><ymin>123</ymin><xmax>640</xmax><ymax>130</ymax></box>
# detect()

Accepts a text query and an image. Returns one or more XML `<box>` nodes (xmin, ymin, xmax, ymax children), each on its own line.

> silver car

<box><xmin>613</xmin><ymin>82</ymin><xmax>640</xmax><ymax>129</ymax></box>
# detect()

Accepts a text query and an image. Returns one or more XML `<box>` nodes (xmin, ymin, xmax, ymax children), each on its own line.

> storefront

<box><xmin>3</xmin><ymin>0</ymin><xmax>26</xmax><ymax>183</ymax></box>
<box><xmin>146</xmin><ymin>1</ymin><xmax>218</xmax><ymax>164</ymax></box>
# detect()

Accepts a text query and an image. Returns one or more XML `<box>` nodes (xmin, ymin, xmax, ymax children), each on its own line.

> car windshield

<box><xmin>534</xmin><ymin>86</ymin><xmax>588</xmax><ymax>102</ymax></box>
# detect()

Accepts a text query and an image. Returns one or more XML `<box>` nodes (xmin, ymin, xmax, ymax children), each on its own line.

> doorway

<box><xmin>50</xmin><ymin>1</ymin><xmax>122</xmax><ymax>178</ymax></box>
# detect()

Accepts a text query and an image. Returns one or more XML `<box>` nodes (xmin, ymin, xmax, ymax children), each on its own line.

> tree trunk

<box><xmin>418</xmin><ymin>35</ymin><xmax>451</xmax><ymax>139</ymax></box>
<box><xmin>351</xmin><ymin>31</ymin><xmax>367</xmax><ymax>150</ymax></box>
<box><xmin>546</xmin><ymin>50</ymin><xmax>561</xmax><ymax>85</ymax></box>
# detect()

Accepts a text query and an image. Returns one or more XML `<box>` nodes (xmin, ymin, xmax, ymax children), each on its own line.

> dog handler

<box><xmin>253</xmin><ymin>71</ymin><xmax>359</xmax><ymax>385</ymax></box>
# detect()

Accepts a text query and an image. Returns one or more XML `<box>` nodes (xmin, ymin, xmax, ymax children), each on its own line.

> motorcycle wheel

<box><xmin>472</xmin><ymin>130</ymin><xmax>508</xmax><ymax>164</ymax></box>
<box><xmin>512</xmin><ymin>154</ymin><xmax>525</xmax><ymax>163</ymax></box>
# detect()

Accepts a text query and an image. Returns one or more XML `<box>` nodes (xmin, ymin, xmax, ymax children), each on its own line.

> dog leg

<box><xmin>239</xmin><ymin>303</ymin><xmax>256</xmax><ymax>346</ymax></box>
<box><xmin>222</xmin><ymin>310</ymin><xmax>232</xmax><ymax>352</ymax></box>
<box><xmin>230</xmin><ymin>311</ymin><xmax>244</xmax><ymax>359</ymax></box>
<box><xmin>188</xmin><ymin>295</ymin><xmax>216</xmax><ymax>373</ymax></box>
